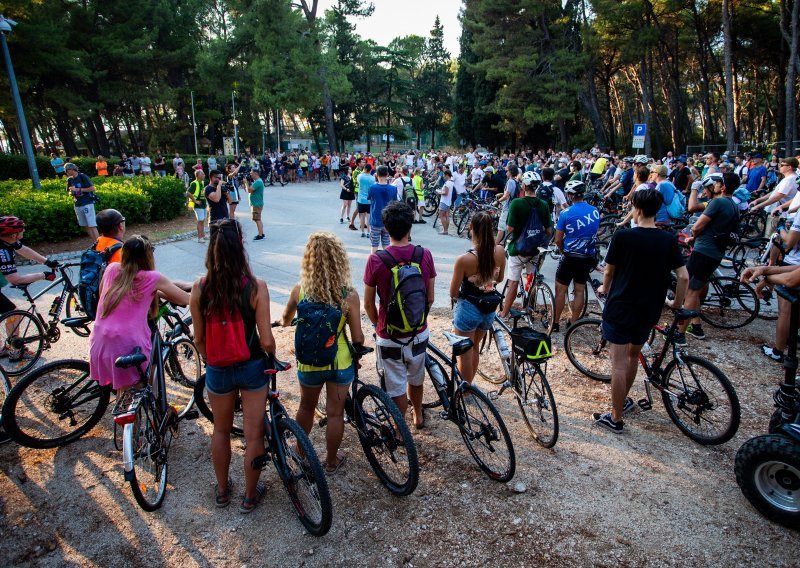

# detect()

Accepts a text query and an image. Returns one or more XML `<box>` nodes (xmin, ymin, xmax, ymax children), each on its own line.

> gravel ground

<box><xmin>0</xmin><ymin>306</ymin><xmax>798</xmax><ymax>567</ymax></box>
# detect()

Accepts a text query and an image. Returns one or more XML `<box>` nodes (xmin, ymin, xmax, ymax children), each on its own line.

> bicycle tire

<box><xmin>2</xmin><ymin>359</ymin><xmax>110</xmax><ymax>448</ymax></box>
<box><xmin>455</xmin><ymin>208</ymin><xmax>473</xmax><ymax>236</ymax></box>
<box><xmin>193</xmin><ymin>374</ymin><xmax>244</xmax><ymax>436</ymax></box>
<box><xmin>660</xmin><ymin>355</ymin><xmax>741</xmax><ymax>445</ymax></box>
<box><xmin>64</xmin><ymin>290</ymin><xmax>90</xmax><ymax>337</ymax></box>
<box><xmin>455</xmin><ymin>383</ymin><xmax>516</xmax><ymax>482</ymax></box>
<box><xmin>355</xmin><ymin>384</ymin><xmax>419</xmax><ymax>496</ymax></box>
<box><xmin>563</xmin><ymin>318</ymin><xmax>611</xmax><ymax>382</ymax></box>
<box><xmin>422</xmin><ymin>194</ymin><xmax>439</xmax><ymax>216</ymax></box>
<box><xmin>422</xmin><ymin>353</ymin><xmax>446</xmax><ymax>409</ymax></box>
<box><xmin>167</xmin><ymin>338</ymin><xmax>201</xmax><ymax>388</ymax></box>
<box><xmin>515</xmin><ymin>362</ymin><xmax>559</xmax><ymax>448</ymax></box>
<box><xmin>0</xmin><ymin>368</ymin><xmax>11</xmax><ymax>444</ymax></box>
<box><xmin>739</xmin><ymin>212</ymin><xmax>766</xmax><ymax>239</ymax></box>
<box><xmin>0</xmin><ymin>310</ymin><xmax>45</xmax><ymax>376</ymax></box>
<box><xmin>476</xmin><ymin>327</ymin><xmax>511</xmax><ymax>385</ymax></box>
<box><xmin>699</xmin><ymin>276</ymin><xmax>759</xmax><ymax>329</ymax></box>
<box><xmin>524</xmin><ymin>281</ymin><xmax>555</xmax><ymax>334</ymax></box>
<box><xmin>730</xmin><ymin>238</ymin><xmax>769</xmax><ymax>277</ymax></box>
<box><xmin>734</xmin><ymin>434</ymin><xmax>800</xmax><ymax>529</ymax></box>
<box><xmin>124</xmin><ymin>398</ymin><xmax>168</xmax><ymax>511</ymax></box>
<box><xmin>275</xmin><ymin>415</ymin><xmax>333</xmax><ymax>536</ymax></box>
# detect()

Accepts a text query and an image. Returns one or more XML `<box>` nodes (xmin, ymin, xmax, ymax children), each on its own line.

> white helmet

<box><xmin>564</xmin><ymin>180</ymin><xmax>586</xmax><ymax>195</ymax></box>
<box><xmin>521</xmin><ymin>170</ymin><xmax>541</xmax><ymax>186</ymax></box>
<box><xmin>633</xmin><ymin>154</ymin><xmax>649</xmax><ymax>165</ymax></box>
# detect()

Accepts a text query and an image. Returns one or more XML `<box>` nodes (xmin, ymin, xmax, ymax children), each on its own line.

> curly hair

<box><xmin>300</xmin><ymin>232</ymin><xmax>353</xmax><ymax>311</ymax></box>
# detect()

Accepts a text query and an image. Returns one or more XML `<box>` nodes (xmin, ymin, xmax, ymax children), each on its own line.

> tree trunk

<box><xmin>430</xmin><ymin>128</ymin><xmax>436</xmax><ymax>150</ymax></box>
<box><xmin>782</xmin><ymin>0</ymin><xmax>799</xmax><ymax>156</ymax></box>
<box><xmin>638</xmin><ymin>56</ymin><xmax>652</xmax><ymax>157</ymax></box>
<box><xmin>92</xmin><ymin>114</ymin><xmax>111</xmax><ymax>156</ymax></box>
<box><xmin>603</xmin><ymin>63</ymin><xmax>616</xmax><ymax>150</ymax></box>
<box><xmin>722</xmin><ymin>0</ymin><xmax>736</xmax><ymax>152</ymax></box>
<box><xmin>319</xmin><ymin>65</ymin><xmax>338</xmax><ymax>152</ymax></box>
<box><xmin>691</xmin><ymin>2</ymin><xmax>717</xmax><ymax>143</ymax></box>
<box><xmin>54</xmin><ymin>113</ymin><xmax>79</xmax><ymax>156</ymax></box>
<box><xmin>578</xmin><ymin>86</ymin><xmax>607</xmax><ymax>149</ymax></box>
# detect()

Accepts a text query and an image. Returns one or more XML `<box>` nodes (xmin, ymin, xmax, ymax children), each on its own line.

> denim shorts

<box><xmin>453</xmin><ymin>298</ymin><xmax>496</xmax><ymax>332</ymax></box>
<box><xmin>205</xmin><ymin>357</ymin><xmax>268</xmax><ymax>395</ymax></box>
<box><xmin>297</xmin><ymin>364</ymin><xmax>355</xmax><ymax>389</ymax></box>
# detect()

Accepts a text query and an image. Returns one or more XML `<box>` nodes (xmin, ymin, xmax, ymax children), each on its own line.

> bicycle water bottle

<box><xmin>494</xmin><ymin>328</ymin><xmax>510</xmax><ymax>360</ymax></box>
<box><xmin>48</xmin><ymin>296</ymin><xmax>62</xmax><ymax>317</ymax></box>
<box><xmin>425</xmin><ymin>355</ymin><xmax>447</xmax><ymax>397</ymax></box>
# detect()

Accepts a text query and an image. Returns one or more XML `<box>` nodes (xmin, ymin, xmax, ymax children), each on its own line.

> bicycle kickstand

<box><xmin>489</xmin><ymin>380</ymin><xmax>512</xmax><ymax>400</ymax></box>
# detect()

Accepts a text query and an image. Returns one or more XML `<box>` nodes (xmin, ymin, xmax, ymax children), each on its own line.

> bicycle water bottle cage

<box><xmin>510</xmin><ymin>328</ymin><xmax>553</xmax><ymax>361</ymax></box>
<box><xmin>442</xmin><ymin>331</ymin><xmax>473</xmax><ymax>356</ymax></box>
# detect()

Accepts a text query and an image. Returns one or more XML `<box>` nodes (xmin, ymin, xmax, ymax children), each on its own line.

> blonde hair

<box><xmin>300</xmin><ymin>232</ymin><xmax>353</xmax><ymax>311</ymax></box>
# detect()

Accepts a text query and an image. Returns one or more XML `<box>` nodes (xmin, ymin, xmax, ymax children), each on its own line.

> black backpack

<box><xmin>514</xmin><ymin>199</ymin><xmax>548</xmax><ymax>256</ymax></box>
<box><xmin>78</xmin><ymin>240</ymin><xmax>123</xmax><ymax>320</ymax></box>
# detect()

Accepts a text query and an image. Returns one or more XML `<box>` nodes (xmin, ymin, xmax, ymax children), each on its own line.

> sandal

<box><xmin>214</xmin><ymin>479</ymin><xmax>233</xmax><ymax>508</ymax></box>
<box><xmin>325</xmin><ymin>451</ymin><xmax>346</xmax><ymax>475</ymax></box>
<box><xmin>239</xmin><ymin>482</ymin><xmax>266</xmax><ymax>514</ymax></box>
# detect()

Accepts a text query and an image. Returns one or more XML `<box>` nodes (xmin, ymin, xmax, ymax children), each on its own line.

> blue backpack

<box><xmin>514</xmin><ymin>198</ymin><xmax>549</xmax><ymax>256</ymax></box>
<box><xmin>78</xmin><ymin>240</ymin><xmax>123</xmax><ymax>320</ymax></box>
<box><xmin>295</xmin><ymin>296</ymin><xmax>344</xmax><ymax>368</ymax></box>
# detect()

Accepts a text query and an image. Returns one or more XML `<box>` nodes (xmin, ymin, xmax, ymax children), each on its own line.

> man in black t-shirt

<box><xmin>592</xmin><ymin>189</ymin><xmax>689</xmax><ymax>434</ymax></box>
<box><xmin>65</xmin><ymin>163</ymin><xmax>99</xmax><ymax>240</ymax></box>
<box><xmin>205</xmin><ymin>169</ymin><xmax>230</xmax><ymax>223</ymax></box>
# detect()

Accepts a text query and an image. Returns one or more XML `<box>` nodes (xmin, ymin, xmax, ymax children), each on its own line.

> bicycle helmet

<box><xmin>701</xmin><ymin>173</ymin><xmax>724</xmax><ymax>188</ymax></box>
<box><xmin>633</xmin><ymin>154</ymin><xmax>649</xmax><ymax>165</ymax></box>
<box><xmin>564</xmin><ymin>180</ymin><xmax>586</xmax><ymax>195</ymax></box>
<box><xmin>623</xmin><ymin>156</ymin><xmax>635</xmax><ymax>164</ymax></box>
<box><xmin>0</xmin><ymin>216</ymin><xmax>25</xmax><ymax>235</ymax></box>
<box><xmin>484</xmin><ymin>166</ymin><xmax>495</xmax><ymax>174</ymax></box>
<box><xmin>478</xmin><ymin>159</ymin><xmax>488</xmax><ymax>166</ymax></box>
<box><xmin>521</xmin><ymin>170</ymin><xmax>541</xmax><ymax>186</ymax></box>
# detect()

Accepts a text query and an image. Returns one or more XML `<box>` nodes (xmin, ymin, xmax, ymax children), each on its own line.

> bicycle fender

<box><xmin>122</xmin><ymin>423</ymin><xmax>135</xmax><ymax>480</ymax></box>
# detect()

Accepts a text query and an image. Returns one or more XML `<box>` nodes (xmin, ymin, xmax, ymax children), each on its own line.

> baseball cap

<box><xmin>752</xmin><ymin>153</ymin><xmax>763</xmax><ymax>159</ymax></box>
<box><xmin>780</xmin><ymin>157</ymin><xmax>799</xmax><ymax>169</ymax></box>
<box><xmin>64</xmin><ymin>162</ymin><xmax>79</xmax><ymax>172</ymax></box>
<box><xmin>677</xmin><ymin>155</ymin><xmax>687</xmax><ymax>164</ymax></box>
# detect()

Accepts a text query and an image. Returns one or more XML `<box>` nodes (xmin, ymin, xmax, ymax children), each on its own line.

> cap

<box><xmin>677</xmin><ymin>155</ymin><xmax>687</xmax><ymax>164</ymax></box>
<box><xmin>64</xmin><ymin>162</ymin><xmax>79</xmax><ymax>172</ymax></box>
<box><xmin>752</xmin><ymin>153</ymin><xmax>763</xmax><ymax>159</ymax></box>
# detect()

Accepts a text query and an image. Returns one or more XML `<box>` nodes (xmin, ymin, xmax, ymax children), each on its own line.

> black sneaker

<box><xmin>418</xmin><ymin>219</ymin><xmax>427</xmax><ymax>224</ymax></box>
<box><xmin>762</xmin><ymin>345</ymin><xmax>784</xmax><ymax>363</ymax></box>
<box><xmin>551</xmin><ymin>323</ymin><xmax>560</xmax><ymax>333</ymax></box>
<box><xmin>673</xmin><ymin>332</ymin><xmax>687</xmax><ymax>347</ymax></box>
<box><xmin>622</xmin><ymin>397</ymin><xmax>635</xmax><ymax>415</ymax></box>
<box><xmin>254</xmin><ymin>234</ymin><xmax>265</xmax><ymax>241</ymax></box>
<box><xmin>686</xmin><ymin>324</ymin><xmax>705</xmax><ymax>340</ymax></box>
<box><xmin>592</xmin><ymin>412</ymin><xmax>623</xmax><ymax>433</ymax></box>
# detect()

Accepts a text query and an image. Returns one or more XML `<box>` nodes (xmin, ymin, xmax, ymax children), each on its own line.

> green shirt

<box><xmin>506</xmin><ymin>196</ymin><xmax>553</xmax><ymax>256</ymax></box>
<box><xmin>249</xmin><ymin>178</ymin><xmax>265</xmax><ymax>207</ymax></box>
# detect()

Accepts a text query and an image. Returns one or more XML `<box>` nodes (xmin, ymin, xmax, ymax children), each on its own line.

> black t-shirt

<box><xmin>0</xmin><ymin>239</ymin><xmax>22</xmax><ymax>275</ymax></box>
<box><xmin>603</xmin><ymin>227</ymin><xmax>684</xmax><ymax>329</ymax></box>
<box><xmin>67</xmin><ymin>173</ymin><xmax>96</xmax><ymax>206</ymax></box>
<box><xmin>120</xmin><ymin>159</ymin><xmax>133</xmax><ymax>175</ymax></box>
<box><xmin>555</xmin><ymin>168</ymin><xmax>569</xmax><ymax>190</ymax></box>
<box><xmin>671</xmin><ymin>167</ymin><xmax>690</xmax><ymax>193</ymax></box>
<box><xmin>205</xmin><ymin>183</ymin><xmax>229</xmax><ymax>222</ymax></box>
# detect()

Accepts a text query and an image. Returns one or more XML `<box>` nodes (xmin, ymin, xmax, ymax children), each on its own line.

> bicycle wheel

<box><xmin>422</xmin><ymin>193</ymin><xmax>439</xmax><ymax>216</ymax></box>
<box><xmin>2</xmin><ymin>359</ymin><xmax>110</xmax><ymax>448</ymax></box>
<box><xmin>524</xmin><ymin>281</ymin><xmax>555</xmax><ymax>334</ymax></box>
<box><xmin>660</xmin><ymin>355</ymin><xmax>741</xmax><ymax>445</ymax></box>
<box><xmin>355</xmin><ymin>384</ymin><xmax>419</xmax><ymax>496</ymax></box>
<box><xmin>476</xmin><ymin>327</ymin><xmax>511</xmax><ymax>385</ymax></box>
<box><xmin>735</xmin><ymin>434</ymin><xmax>800</xmax><ymax>529</ymax></box>
<box><xmin>124</xmin><ymin>397</ymin><xmax>168</xmax><ymax>511</ymax></box>
<box><xmin>422</xmin><ymin>353</ymin><xmax>447</xmax><ymax>409</ymax></box>
<box><xmin>699</xmin><ymin>276</ymin><xmax>759</xmax><ymax>329</ymax></box>
<box><xmin>0</xmin><ymin>368</ymin><xmax>11</xmax><ymax>444</ymax></box>
<box><xmin>730</xmin><ymin>239</ymin><xmax>769</xmax><ymax>277</ymax></box>
<box><xmin>563</xmin><ymin>318</ymin><xmax>611</xmax><ymax>382</ymax></box>
<box><xmin>193</xmin><ymin>374</ymin><xmax>244</xmax><ymax>436</ymax></box>
<box><xmin>0</xmin><ymin>310</ymin><xmax>45</xmax><ymax>376</ymax></box>
<box><xmin>596</xmin><ymin>220</ymin><xmax>617</xmax><ymax>243</ymax></box>
<box><xmin>454</xmin><ymin>383</ymin><xmax>516</xmax><ymax>482</ymax></box>
<box><xmin>456</xmin><ymin>208</ymin><xmax>473</xmax><ymax>237</ymax></box>
<box><xmin>275</xmin><ymin>415</ymin><xmax>333</xmax><ymax>536</ymax></box>
<box><xmin>739</xmin><ymin>212</ymin><xmax>766</xmax><ymax>239</ymax></box>
<box><xmin>515</xmin><ymin>361</ymin><xmax>559</xmax><ymax>448</ymax></box>
<box><xmin>64</xmin><ymin>290</ymin><xmax>90</xmax><ymax>337</ymax></box>
<box><xmin>167</xmin><ymin>338</ymin><xmax>201</xmax><ymax>388</ymax></box>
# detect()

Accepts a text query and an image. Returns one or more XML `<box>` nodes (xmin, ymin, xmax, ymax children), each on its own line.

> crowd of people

<box><xmin>4</xmin><ymin>140</ymin><xmax>798</xmax><ymax>512</ymax></box>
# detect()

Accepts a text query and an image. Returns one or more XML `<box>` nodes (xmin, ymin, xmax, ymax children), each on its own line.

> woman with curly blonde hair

<box><xmin>278</xmin><ymin>231</ymin><xmax>364</xmax><ymax>474</ymax></box>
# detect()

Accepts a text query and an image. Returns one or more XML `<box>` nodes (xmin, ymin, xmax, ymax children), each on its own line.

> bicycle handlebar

<box><xmin>776</xmin><ymin>285</ymin><xmax>800</xmax><ymax>304</ymax></box>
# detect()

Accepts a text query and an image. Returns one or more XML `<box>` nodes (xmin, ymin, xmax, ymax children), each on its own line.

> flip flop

<box><xmin>239</xmin><ymin>482</ymin><xmax>266</xmax><ymax>514</ymax></box>
<box><xmin>325</xmin><ymin>451</ymin><xmax>346</xmax><ymax>475</ymax></box>
<box><xmin>214</xmin><ymin>479</ymin><xmax>233</xmax><ymax>508</ymax></box>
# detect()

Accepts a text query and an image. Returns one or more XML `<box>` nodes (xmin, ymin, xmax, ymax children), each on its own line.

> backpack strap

<box><xmin>410</xmin><ymin>245</ymin><xmax>424</xmax><ymax>265</ymax></box>
<box><xmin>376</xmin><ymin>248</ymin><xmax>398</xmax><ymax>270</ymax></box>
<box><xmin>102</xmin><ymin>243</ymin><xmax>123</xmax><ymax>262</ymax></box>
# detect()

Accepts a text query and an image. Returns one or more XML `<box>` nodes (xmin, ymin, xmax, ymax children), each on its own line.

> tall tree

<box><xmin>421</xmin><ymin>16</ymin><xmax>453</xmax><ymax>149</ymax></box>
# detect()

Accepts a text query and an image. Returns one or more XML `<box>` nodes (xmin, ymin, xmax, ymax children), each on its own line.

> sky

<box><xmin>316</xmin><ymin>0</ymin><xmax>463</xmax><ymax>57</ymax></box>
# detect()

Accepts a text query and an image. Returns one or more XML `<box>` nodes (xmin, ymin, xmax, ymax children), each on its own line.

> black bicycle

<box><xmin>564</xmin><ymin>309</ymin><xmax>741</xmax><ymax>445</ymax></box>
<box><xmin>422</xmin><ymin>332</ymin><xmax>516</xmax><ymax>482</ymax></box>
<box><xmin>317</xmin><ymin>343</ymin><xmax>419</xmax><ymax>496</ymax></box>
<box><xmin>0</xmin><ymin>263</ymin><xmax>90</xmax><ymax>376</ymax></box>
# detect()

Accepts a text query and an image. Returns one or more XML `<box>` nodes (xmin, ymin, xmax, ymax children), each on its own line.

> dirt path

<box><xmin>0</xmin><ymin>309</ymin><xmax>797</xmax><ymax>567</ymax></box>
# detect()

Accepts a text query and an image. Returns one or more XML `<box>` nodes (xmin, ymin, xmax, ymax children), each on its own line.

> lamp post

<box><xmin>0</xmin><ymin>15</ymin><xmax>40</xmax><ymax>188</ymax></box>
<box><xmin>259</xmin><ymin>118</ymin><xmax>266</xmax><ymax>153</ymax></box>
<box><xmin>190</xmin><ymin>90</ymin><xmax>198</xmax><ymax>155</ymax></box>
<box><xmin>231</xmin><ymin>91</ymin><xmax>239</xmax><ymax>156</ymax></box>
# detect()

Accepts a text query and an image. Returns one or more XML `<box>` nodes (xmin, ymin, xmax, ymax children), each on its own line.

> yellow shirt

<box><xmin>591</xmin><ymin>158</ymin><xmax>608</xmax><ymax>175</ymax></box>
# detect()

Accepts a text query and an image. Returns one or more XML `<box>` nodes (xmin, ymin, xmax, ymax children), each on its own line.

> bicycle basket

<box><xmin>510</xmin><ymin>328</ymin><xmax>553</xmax><ymax>361</ymax></box>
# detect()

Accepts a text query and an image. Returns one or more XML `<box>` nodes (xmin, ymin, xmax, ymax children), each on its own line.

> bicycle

<box><xmin>563</xmin><ymin>309</ymin><xmax>741</xmax><ymax>445</ymax></box>
<box><xmin>478</xmin><ymin>309</ymin><xmax>559</xmax><ymax>448</ymax></box>
<box><xmin>316</xmin><ymin>343</ymin><xmax>419</xmax><ymax>496</ymax></box>
<box><xmin>0</xmin><ymin>262</ymin><xmax>90</xmax><ymax>376</ymax></box>
<box><xmin>667</xmin><ymin>267</ymin><xmax>759</xmax><ymax>329</ymax></box>
<box><xmin>499</xmin><ymin>246</ymin><xmax>556</xmax><ymax>334</ymax></box>
<box><xmin>422</xmin><ymin>332</ymin><xmax>516</xmax><ymax>482</ymax></box>
<box><xmin>0</xmin><ymin>366</ymin><xmax>10</xmax><ymax>444</ymax></box>
<box><xmin>2</xmin><ymin>303</ymin><xmax>201</xmax><ymax>450</ymax></box>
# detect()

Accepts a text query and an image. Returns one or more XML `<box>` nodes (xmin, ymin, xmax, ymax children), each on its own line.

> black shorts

<box><xmin>686</xmin><ymin>251</ymin><xmax>722</xmax><ymax>290</ymax></box>
<box><xmin>555</xmin><ymin>255</ymin><xmax>596</xmax><ymax>286</ymax></box>
<box><xmin>0</xmin><ymin>291</ymin><xmax>16</xmax><ymax>314</ymax></box>
<box><xmin>357</xmin><ymin>202</ymin><xmax>370</xmax><ymax>214</ymax></box>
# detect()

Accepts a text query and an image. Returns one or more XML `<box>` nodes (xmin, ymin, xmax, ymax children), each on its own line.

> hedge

<box><xmin>0</xmin><ymin>153</ymin><xmax>235</xmax><ymax>181</ymax></box>
<box><xmin>0</xmin><ymin>176</ymin><xmax>187</xmax><ymax>243</ymax></box>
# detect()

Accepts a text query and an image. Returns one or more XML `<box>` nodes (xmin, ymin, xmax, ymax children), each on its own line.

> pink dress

<box><xmin>89</xmin><ymin>264</ymin><xmax>161</xmax><ymax>390</ymax></box>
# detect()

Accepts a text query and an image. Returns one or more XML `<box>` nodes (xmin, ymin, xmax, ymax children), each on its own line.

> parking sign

<box><xmin>633</xmin><ymin>124</ymin><xmax>646</xmax><ymax>149</ymax></box>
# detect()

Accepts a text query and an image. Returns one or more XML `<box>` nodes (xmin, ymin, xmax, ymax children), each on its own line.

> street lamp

<box><xmin>259</xmin><ymin>118</ymin><xmax>266</xmax><ymax>154</ymax></box>
<box><xmin>0</xmin><ymin>15</ymin><xmax>40</xmax><ymax>188</ymax></box>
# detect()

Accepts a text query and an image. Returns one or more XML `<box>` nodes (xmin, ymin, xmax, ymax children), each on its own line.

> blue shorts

<box><xmin>297</xmin><ymin>364</ymin><xmax>355</xmax><ymax>389</ymax></box>
<box><xmin>370</xmin><ymin>226</ymin><xmax>390</xmax><ymax>248</ymax></box>
<box><xmin>205</xmin><ymin>358</ymin><xmax>268</xmax><ymax>395</ymax></box>
<box><xmin>453</xmin><ymin>299</ymin><xmax>496</xmax><ymax>332</ymax></box>
<box><xmin>602</xmin><ymin>321</ymin><xmax>651</xmax><ymax>346</ymax></box>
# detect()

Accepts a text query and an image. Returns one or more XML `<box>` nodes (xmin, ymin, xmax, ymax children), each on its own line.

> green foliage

<box><xmin>0</xmin><ymin>177</ymin><xmax>185</xmax><ymax>243</ymax></box>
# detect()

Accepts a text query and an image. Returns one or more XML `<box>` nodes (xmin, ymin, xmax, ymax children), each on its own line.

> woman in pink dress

<box><xmin>89</xmin><ymin>235</ymin><xmax>190</xmax><ymax>392</ymax></box>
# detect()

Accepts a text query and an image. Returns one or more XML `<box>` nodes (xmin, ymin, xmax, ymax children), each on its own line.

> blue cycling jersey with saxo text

<box><xmin>556</xmin><ymin>201</ymin><xmax>600</xmax><ymax>256</ymax></box>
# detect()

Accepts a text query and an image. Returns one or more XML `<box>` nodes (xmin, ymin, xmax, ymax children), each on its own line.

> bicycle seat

<box><xmin>442</xmin><ymin>331</ymin><xmax>473</xmax><ymax>356</ymax></box>
<box><xmin>11</xmin><ymin>283</ymin><xmax>28</xmax><ymax>290</ymax></box>
<box><xmin>508</xmin><ymin>308</ymin><xmax>527</xmax><ymax>320</ymax></box>
<box><xmin>115</xmin><ymin>347</ymin><xmax>147</xmax><ymax>369</ymax></box>
<box><xmin>674</xmin><ymin>309</ymin><xmax>700</xmax><ymax>321</ymax></box>
<box><xmin>264</xmin><ymin>354</ymin><xmax>292</xmax><ymax>373</ymax></box>
<box><xmin>776</xmin><ymin>285</ymin><xmax>800</xmax><ymax>304</ymax></box>
<box><xmin>62</xmin><ymin>316</ymin><xmax>92</xmax><ymax>329</ymax></box>
<box><xmin>351</xmin><ymin>344</ymin><xmax>374</xmax><ymax>359</ymax></box>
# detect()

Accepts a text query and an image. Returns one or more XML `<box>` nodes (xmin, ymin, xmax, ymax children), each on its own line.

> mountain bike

<box><xmin>316</xmin><ymin>343</ymin><xmax>419</xmax><ymax>496</ymax></box>
<box><xmin>422</xmin><ymin>332</ymin><xmax>516</xmax><ymax>482</ymax></box>
<box><xmin>0</xmin><ymin>262</ymin><xmax>90</xmax><ymax>376</ymax></box>
<box><xmin>564</xmin><ymin>309</ymin><xmax>741</xmax><ymax>445</ymax></box>
<box><xmin>0</xmin><ymin>367</ymin><xmax>10</xmax><ymax>444</ymax></box>
<box><xmin>500</xmin><ymin>247</ymin><xmax>555</xmax><ymax>334</ymax></box>
<box><xmin>478</xmin><ymin>309</ymin><xmax>558</xmax><ymax>448</ymax></box>
<box><xmin>2</xmin><ymin>304</ymin><xmax>201</xmax><ymax>450</ymax></box>
<box><xmin>735</xmin><ymin>285</ymin><xmax>800</xmax><ymax>529</ymax></box>
<box><xmin>667</xmin><ymin>267</ymin><xmax>759</xmax><ymax>329</ymax></box>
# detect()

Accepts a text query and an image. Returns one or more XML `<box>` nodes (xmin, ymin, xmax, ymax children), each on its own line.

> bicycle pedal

<box><xmin>637</xmin><ymin>398</ymin><xmax>652</xmax><ymax>411</ymax></box>
<box><xmin>488</xmin><ymin>390</ymin><xmax>500</xmax><ymax>401</ymax></box>
<box><xmin>251</xmin><ymin>454</ymin><xmax>269</xmax><ymax>470</ymax></box>
<box><xmin>183</xmin><ymin>410</ymin><xmax>200</xmax><ymax>421</ymax></box>
<box><xmin>439</xmin><ymin>410</ymin><xmax>449</xmax><ymax>420</ymax></box>
<box><xmin>318</xmin><ymin>418</ymin><xmax>328</xmax><ymax>428</ymax></box>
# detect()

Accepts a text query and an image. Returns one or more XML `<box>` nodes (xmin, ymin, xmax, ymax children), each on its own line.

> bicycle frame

<box><xmin>16</xmin><ymin>263</ymin><xmax>80</xmax><ymax>325</ymax></box>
